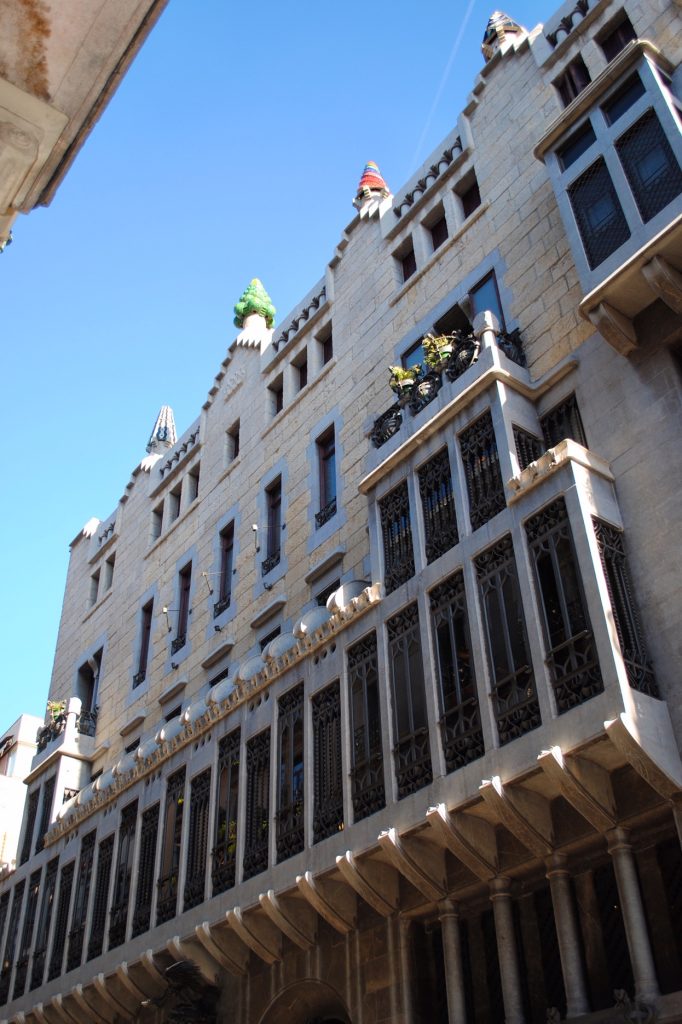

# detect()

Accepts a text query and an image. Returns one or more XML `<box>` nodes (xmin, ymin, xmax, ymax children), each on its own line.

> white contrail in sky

<box><xmin>411</xmin><ymin>0</ymin><xmax>478</xmax><ymax>170</ymax></box>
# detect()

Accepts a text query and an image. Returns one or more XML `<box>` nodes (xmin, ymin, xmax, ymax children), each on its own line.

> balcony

<box><xmin>29</xmin><ymin>697</ymin><xmax>105</xmax><ymax>778</ymax></box>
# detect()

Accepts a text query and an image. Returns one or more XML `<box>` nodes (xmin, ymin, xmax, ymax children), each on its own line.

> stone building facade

<box><xmin>2</xmin><ymin>1</ymin><xmax>682</xmax><ymax>1022</ymax></box>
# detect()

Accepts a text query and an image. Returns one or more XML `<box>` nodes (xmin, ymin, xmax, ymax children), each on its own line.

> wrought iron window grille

<box><xmin>132</xmin><ymin>803</ymin><xmax>160</xmax><ymax>937</ymax></box>
<box><xmin>277</xmin><ymin>684</ymin><xmax>305</xmax><ymax>862</ymax></box>
<box><xmin>213</xmin><ymin>595</ymin><xmax>231</xmax><ymax>618</ymax></box>
<box><xmin>132</xmin><ymin>669</ymin><xmax>146</xmax><ymax>686</ymax></box>
<box><xmin>184</xmin><ymin>769</ymin><xmax>211</xmax><ymax>911</ymax></box>
<box><xmin>429</xmin><ymin>572</ymin><xmax>485</xmax><ymax>773</ymax></box>
<box><xmin>315</xmin><ymin>496</ymin><xmax>337</xmax><ymax>529</ymax></box>
<box><xmin>312</xmin><ymin>681</ymin><xmax>344</xmax><ymax>843</ymax></box>
<box><xmin>212</xmin><ymin>729</ymin><xmax>240</xmax><ymax>896</ymax></box>
<box><xmin>156</xmin><ymin>767</ymin><xmax>186</xmax><ymax>925</ymax></box>
<box><xmin>77</xmin><ymin>705</ymin><xmax>98</xmax><ymax>737</ymax></box>
<box><xmin>540</xmin><ymin>394</ymin><xmax>588</xmax><ymax>450</ymax></box>
<box><xmin>0</xmin><ymin>880</ymin><xmax>25</xmax><ymax>1006</ymax></box>
<box><xmin>387</xmin><ymin>604</ymin><xmax>433</xmax><ymax>799</ymax></box>
<box><xmin>459</xmin><ymin>410</ymin><xmax>506</xmax><ymax>531</ymax></box>
<box><xmin>475</xmin><ymin>536</ymin><xmax>541</xmax><ymax>745</ymax></box>
<box><xmin>66</xmin><ymin>831</ymin><xmax>96</xmax><ymax>971</ymax></box>
<box><xmin>30</xmin><ymin>857</ymin><xmax>58</xmax><ymax>991</ymax></box>
<box><xmin>243</xmin><ymin>730</ymin><xmax>271</xmax><ymax>880</ymax></box>
<box><xmin>379</xmin><ymin>481</ymin><xmax>415</xmax><ymax>594</ymax></box>
<box><xmin>513</xmin><ymin>426</ymin><xmax>545</xmax><ymax>471</ymax></box>
<box><xmin>418</xmin><ymin>448</ymin><xmax>459</xmax><ymax>563</ymax></box>
<box><xmin>170</xmin><ymin>634</ymin><xmax>186</xmax><ymax>655</ymax></box>
<box><xmin>261</xmin><ymin>550</ymin><xmax>281</xmax><ymax>576</ymax></box>
<box><xmin>87</xmin><ymin>834</ymin><xmax>114</xmax><ymax>961</ymax></box>
<box><xmin>593</xmin><ymin>518</ymin><xmax>658</xmax><ymax>697</ymax></box>
<box><xmin>526</xmin><ymin>499</ymin><xmax>603</xmax><ymax>713</ymax></box>
<box><xmin>12</xmin><ymin>870</ymin><xmax>40</xmax><ymax>1001</ymax></box>
<box><xmin>108</xmin><ymin>800</ymin><xmax>138</xmax><ymax>949</ymax></box>
<box><xmin>348</xmin><ymin>633</ymin><xmax>386</xmax><ymax>822</ymax></box>
<box><xmin>47</xmin><ymin>862</ymin><xmax>74</xmax><ymax>981</ymax></box>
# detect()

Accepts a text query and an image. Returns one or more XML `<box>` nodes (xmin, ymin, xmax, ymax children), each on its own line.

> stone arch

<box><xmin>257</xmin><ymin>978</ymin><xmax>352</xmax><ymax>1024</ymax></box>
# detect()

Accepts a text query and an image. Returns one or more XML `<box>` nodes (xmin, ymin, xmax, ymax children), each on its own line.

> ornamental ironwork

<box><xmin>408</xmin><ymin>370</ymin><xmax>442</xmax><ymax>414</ymax></box>
<box><xmin>430</xmin><ymin>572</ymin><xmax>484</xmax><ymax>773</ymax></box>
<box><xmin>133</xmin><ymin>669</ymin><xmax>146</xmax><ymax>685</ymax></box>
<box><xmin>370</xmin><ymin>404</ymin><xmax>403</xmax><ymax>448</ymax></box>
<box><xmin>12</xmin><ymin>869</ymin><xmax>40</xmax><ymax>1000</ymax></box>
<box><xmin>0</xmin><ymin>880</ymin><xmax>25</xmax><ymax>1005</ymax></box>
<box><xmin>475</xmin><ymin>536</ymin><xmax>541</xmax><ymax>745</ymax></box>
<box><xmin>459</xmin><ymin>410</ymin><xmax>506</xmax><ymax>530</ymax></box>
<box><xmin>35</xmin><ymin>775</ymin><xmax>55</xmax><ymax>854</ymax></box>
<box><xmin>387</xmin><ymin>604</ymin><xmax>433</xmax><ymax>798</ymax></box>
<box><xmin>277</xmin><ymin>684</ymin><xmax>305</xmax><ymax>862</ymax></box>
<box><xmin>418</xmin><ymin>448</ymin><xmax>459</xmax><ymax>563</ymax></box>
<box><xmin>261</xmin><ymin>550</ymin><xmax>281</xmax><ymax>576</ymax></box>
<box><xmin>526</xmin><ymin>499</ymin><xmax>603</xmax><ymax>713</ymax></box>
<box><xmin>243</xmin><ymin>730</ymin><xmax>271</xmax><ymax>880</ymax></box>
<box><xmin>593</xmin><ymin>519</ymin><xmax>658</xmax><ymax>697</ymax></box>
<box><xmin>87</xmin><ymin>834</ymin><xmax>114</xmax><ymax>960</ymax></box>
<box><xmin>540</xmin><ymin>393</ymin><xmax>587</xmax><ymax>450</ymax></box>
<box><xmin>109</xmin><ymin>800</ymin><xmax>138</xmax><ymax>948</ymax></box>
<box><xmin>171</xmin><ymin>634</ymin><xmax>187</xmax><ymax>655</ymax></box>
<box><xmin>132</xmin><ymin>803</ymin><xmax>160</xmax><ymax>937</ymax></box>
<box><xmin>444</xmin><ymin>332</ymin><xmax>480</xmax><ymax>382</ymax></box>
<box><xmin>213</xmin><ymin>595</ymin><xmax>230</xmax><ymax>618</ymax></box>
<box><xmin>312</xmin><ymin>681</ymin><xmax>344</xmax><ymax>843</ymax></box>
<box><xmin>213</xmin><ymin>730</ymin><xmax>240</xmax><ymax>895</ymax></box>
<box><xmin>315</xmin><ymin>496</ymin><xmax>337</xmax><ymax>528</ymax></box>
<box><xmin>379</xmin><ymin>481</ymin><xmax>415</xmax><ymax>594</ymax></box>
<box><xmin>157</xmin><ymin>767</ymin><xmax>186</xmax><ymax>925</ymax></box>
<box><xmin>30</xmin><ymin>857</ymin><xmax>58</xmax><ymax>991</ymax></box>
<box><xmin>184</xmin><ymin>770</ymin><xmax>211</xmax><ymax>910</ymax></box>
<box><xmin>77</xmin><ymin>705</ymin><xmax>99</xmax><ymax>737</ymax></box>
<box><xmin>47</xmin><ymin>862</ymin><xmax>74</xmax><ymax>981</ymax></box>
<box><xmin>66</xmin><ymin>830</ymin><xmax>95</xmax><ymax>971</ymax></box>
<box><xmin>497</xmin><ymin>328</ymin><xmax>526</xmax><ymax>367</ymax></box>
<box><xmin>513</xmin><ymin>426</ymin><xmax>545</xmax><ymax>470</ymax></box>
<box><xmin>348</xmin><ymin>633</ymin><xmax>385</xmax><ymax>821</ymax></box>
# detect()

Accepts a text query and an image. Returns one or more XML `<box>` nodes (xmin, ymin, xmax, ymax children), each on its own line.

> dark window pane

<box><xmin>568</xmin><ymin>158</ymin><xmax>630</xmax><ymax>268</ymax></box>
<box><xmin>616</xmin><ymin>109</ymin><xmax>682</xmax><ymax>222</ymax></box>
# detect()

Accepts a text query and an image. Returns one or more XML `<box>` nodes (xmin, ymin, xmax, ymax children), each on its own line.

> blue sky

<box><xmin>1</xmin><ymin>0</ymin><xmax>551</xmax><ymax>728</ymax></box>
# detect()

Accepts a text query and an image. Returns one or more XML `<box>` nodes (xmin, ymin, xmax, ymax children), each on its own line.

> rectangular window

<box><xmin>19</xmin><ymin>789</ymin><xmax>39</xmax><ymax>866</ymax></box>
<box><xmin>541</xmin><ymin>393</ymin><xmax>588</xmax><ymax>449</ymax></box>
<box><xmin>66</xmin><ymin>830</ymin><xmax>96</xmax><ymax>971</ymax></box>
<box><xmin>348</xmin><ymin>632</ymin><xmax>385</xmax><ymax>822</ymax></box>
<box><xmin>184</xmin><ymin>769</ymin><xmax>211</xmax><ymax>910</ymax></box>
<box><xmin>312</xmin><ymin>681</ymin><xmax>343</xmax><ymax>843</ymax></box>
<box><xmin>315</xmin><ymin>578</ymin><xmax>340</xmax><ymax>608</ymax></box>
<box><xmin>89</xmin><ymin>569</ymin><xmax>100</xmax><ymax>607</ymax></box>
<box><xmin>243</xmin><ymin>730</ymin><xmax>271</xmax><ymax>881</ymax></box>
<box><xmin>599</xmin><ymin>13</ymin><xmax>636</xmax><ymax>63</ymax></box>
<box><xmin>418</xmin><ymin>448</ymin><xmax>459</xmax><ymax>563</ymax></box>
<box><xmin>262</xmin><ymin>478</ymin><xmax>282</xmax><ymax>575</ymax></box>
<box><xmin>555</xmin><ymin>55</ymin><xmax>591</xmax><ymax>107</ymax></box>
<box><xmin>456</xmin><ymin>171</ymin><xmax>481</xmax><ymax>218</ymax></box>
<box><xmin>430</xmin><ymin>571</ymin><xmax>484</xmax><ymax>773</ymax></box>
<box><xmin>156</xmin><ymin>767</ymin><xmax>186</xmax><ymax>924</ymax></box>
<box><xmin>526</xmin><ymin>498</ymin><xmax>603</xmax><ymax>713</ymax></box>
<box><xmin>35</xmin><ymin>775</ymin><xmax>55</xmax><ymax>854</ymax></box>
<box><xmin>294</xmin><ymin>349</ymin><xmax>308</xmax><ymax>390</ymax></box>
<box><xmin>30</xmin><ymin>857</ymin><xmax>58</xmax><ymax>991</ymax></box>
<box><xmin>131</xmin><ymin>803</ymin><xmax>160</xmax><ymax>937</ymax></box>
<box><xmin>187</xmin><ymin>463</ymin><xmax>200</xmax><ymax>503</ymax></box>
<box><xmin>86</xmin><ymin>834</ymin><xmax>114</xmax><ymax>961</ymax></box>
<box><xmin>213</xmin><ymin>729</ymin><xmax>240</xmax><ymax>895</ymax></box>
<box><xmin>379</xmin><ymin>481</ymin><xmax>415</xmax><ymax>594</ymax></box>
<box><xmin>395</xmin><ymin>239</ymin><xmax>416</xmax><ymax>283</ymax></box>
<box><xmin>259</xmin><ymin>625</ymin><xmax>281</xmax><ymax>652</ymax></box>
<box><xmin>475</xmin><ymin>536</ymin><xmax>540</xmax><ymax>746</ymax></box>
<box><xmin>12</xmin><ymin>869</ymin><xmax>40</xmax><ymax>1000</ymax></box>
<box><xmin>103</xmin><ymin>553</ymin><xmax>115</xmax><ymax>591</ymax></box>
<box><xmin>108</xmin><ymin>800</ymin><xmax>138</xmax><ymax>949</ymax></box>
<box><xmin>172</xmin><ymin>562</ymin><xmax>192</xmax><ymax>654</ymax></box>
<box><xmin>168</xmin><ymin>482</ymin><xmax>182</xmax><ymax>523</ymax></box>
<box><xmin>568</xmin><ymin>157</ymin><xmax>631</xmax><ymax>269</ymax></box>
<box><xmin>459</xmin><ymin>410</ymin><xmax>506</xmax><ymax>530</ymax></box>
<box><xmin>76</xmin><ymin>650</ymin><xmax>101</xmax><ymax>720</ymax></box>
<box><xmin>47</xmin><ymin>862</ymin><xmax>74</xmax><ymax>981</ymax></box>
<box><xmin>277</xmin><ymin>684</ymin><xmax>305</xmax><ymax>862</ymax></box>
<box><xmin>269</xmin><ymin>376</ymin><xmax>284</xmax><ymax>415</ymax></box>
<box><xmin>602</xmin><ymin>73</ymin><xmax>645</xmax><ymax>125</ymax></box>
<box><xmin>151</xmin><ymin>502</ymin><xmax>163</xmax><ymax>541</ymax></box>
<box><xmin>0</xmin><ymin>880</ymin><xmax>25</xmax><ymax>1004</ymax></box>
<box><xmin>318</xmin><ymin>326</ymin><xmax>333</xmax><ymax>365</ymax></box>
<box><xmin>215</xmin><ymin>522</ymin><xmax>234</xmax><ymax>617</ymax></box>
<box><xmin>470</xmin><ymin>271</ymin><xmax>505</xmax><ymax>328</ymax></box>
<box><xmin>593</xmin><ymin>519</ymin><xmax>657</xmax><ymax>696</ymax></box>
<box><xmin>616</xmin><ymin>109</ymin><xmax>682</xmax><ymax>223</ymax></box>
<box><xmin>402</xmin><ymin>339</ymin><xmax>425</xmax><ymax>371</ymax></box>
<box><xmin>387</xmin><ymin>604</ymin><xmax>432</xmax><ymax>799</ymax></box>
<box><xmin>134</xmin><ymin>599</ymin><xmax>153</xmax><ymax>686</ymax></box>
<box><xmin>426</xmin><ymin>207</ymin><xmax>448</xmax><ymax>251</ymax></box>
<box><xmin>558</xmin><ymin>122</ymin><xmax>597</xmax><ymax>171</ymax></box>
<box><xmin>227</xmin><ymin>420</ymin><xmax>240</xmax><ymax>461</ymax></box>
<box><xmin>315</xmin><ymin>427</ymin><xmax>337</xmax><ymax>528</ymax></box>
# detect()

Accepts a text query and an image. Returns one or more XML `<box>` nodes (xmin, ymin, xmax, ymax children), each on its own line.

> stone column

<box><xmin>546</xmin><ymin>854</ymin><xmax>590</xmax><ymax>1018</ymax></box>
<box><xmin>490</xmin><ymin>877</ymin><xmax>525</xmax><ymax>1024</ymax></box>
<box><xmin>607</xmin><ymin>828</ymin><xmax>659</xmax><ymax>1004</ymax></box>
<box><xmin>438</xmin><ymin>899</ymin><xmax>467</xmax><ymax>1024</ymax></box>
<box><xmin>398</xmin><ymin>916</ymin><xmax>415</xmax><ymax>1023</ymax></box>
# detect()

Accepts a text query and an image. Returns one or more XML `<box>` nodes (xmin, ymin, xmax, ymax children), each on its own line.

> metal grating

<box><xmin>387</xmin><ymin>604</ymin><xmax>433</xmax><ymax>799</ymax></box>
<box><xmin>277</xmin><ymin>685</ymin><xmax>305</xmax><ymax>863</ymax></box>
<box><xmin>459</xmin><ymin>410</ymin><xmax>506</xmax><ymax>530</ymax></box>
<box><xmin>348</xmin><ymin>632</ymin><xmax>385</xmax><ymax>821</ymax></box>
<box><xmin>108</xmin><ymin>800</ymin><xmax>138</xmax><ymax>948</ymax></box>
<box><xmin>12</xmin><ymin>869</ymin><xmax>40</xmax><ymax>1000</ymax></box>
<box><xmin>184</xmin><ymin>769</ymin><xmax>211</xmax><ymax>910</ymax></box>
<box><xmin>30</xmin><ymin>857</ymin><xmax>59</xmax><ymax>991</ymax></box>
<box><xmin>156</xmin><ymin>767</ymin><xmax>186</xmax><ymax>925</ymax></box>
<box><xmin>243</xmin><ymin>730</ymin><xmax>271</xmax><ymax>880</ymax></box>
<box><xmin>418</xmin><ymin>448</ymin><xmax>459</xmax><ymax>563</ymax></box>
<box><xmin>87</xmin><ymin>834</ymin><xmax>114</xmax><ymax>961</ymax></box>
<box><xmin>66</xmin><ymin>830</ymin><xmax>95</xmax><ymax>971</ymax></box>
<box><xmin>379</xmin><ymin>481</ymin><xmax>415</xmax><ymax>594</ymax></box>
<box><xmin>212</xmin><ymin>729</ymin><xmax>240</xmax><ymax>896</ymax></box>
<box><xmin>47</xmin><ymin>861</ymin><xmax>74</xmax><ymax>981</ymax></box>
<box><xmin>568</xmin><ymin>157</ymin><xmax>630</xmax><ymax>269</ymax></box>
<box><xmin>312</xmin><ymin>681</ymin><xmax>344</xmax><ymax>843</ymax></box>
<box><xmin>131</xmin><ymin>803</ymin><xmax>160</xmax><ymax>937</ymax></box>
<box><xmin>616</xmin><ymin>108</ymin><xmax>682</xmax><ymax>223</ymax></box>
